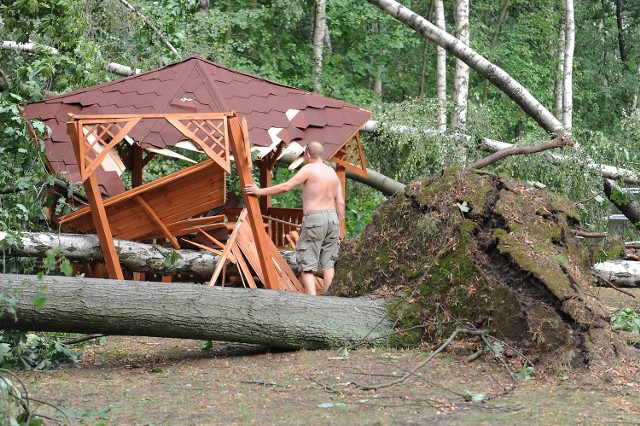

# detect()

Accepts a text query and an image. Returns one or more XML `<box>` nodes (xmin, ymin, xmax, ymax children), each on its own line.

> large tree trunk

<box><xmin>450</xmin><ymin>0</ymin><xmax>470</xmax><ymax>130</ymax></box>
<box><xmin>0</xmin><ymin>275</ymin><xmax>393</xmax><ymax>350</ymax></box>
<box><xmin>0</xmin><ymin>231</ymin><xmax>298</xmax><ymax>278</ymax></box>
<box><xmin>366</xmin><ymin>0</ymin><xmax>564</xmax><ymax>135</ymax></box>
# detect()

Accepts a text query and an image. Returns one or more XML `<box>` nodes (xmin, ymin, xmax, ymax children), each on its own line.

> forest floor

<box><xmin>16</xmin><ymin>287</ymin><xmax>640</xmax><ymax>425</ymax></box>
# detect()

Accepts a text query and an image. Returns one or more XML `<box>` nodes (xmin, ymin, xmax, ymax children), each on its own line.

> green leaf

<box><xmin>456</xmin><ymin>201</ymin><xmax>470</xmax><ymax>213</ymax></box>
<box><xmin>30</xmin><ymin>293</ymin><xmax>47</xmax><ymax>308</ymax></box>
<box><xmin>463</xmin><ymin>390</ymin><xmax>486</xmax><ymax>402</ymax></box>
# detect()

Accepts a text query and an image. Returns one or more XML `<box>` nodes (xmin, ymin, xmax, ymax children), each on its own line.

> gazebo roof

<box><xmin>22</xmin><ymin>55</ymin><xmax>371</xmax><ymax>195</ymax></box>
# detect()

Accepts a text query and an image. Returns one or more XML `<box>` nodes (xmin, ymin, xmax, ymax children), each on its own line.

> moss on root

<box><xmin>333</xmin><ymin>170</ymin><xmax>636</xmax><ymax>372</ymax></box>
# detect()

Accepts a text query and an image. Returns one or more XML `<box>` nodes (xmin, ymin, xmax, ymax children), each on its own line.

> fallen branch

<box><xmin>465</xmin><ymin>135</ymin><xmax>574</xmax><ymax>171</ymax></box>
<box><xmin>478</xmin><ymin>137</ymin><xmax>640</xmax><ymax>186</ymax></box>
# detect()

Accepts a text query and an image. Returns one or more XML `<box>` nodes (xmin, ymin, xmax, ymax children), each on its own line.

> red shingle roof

<box><xmin>22</xmin><ymin>55</ymin><xmax>371</xmax><ymax>196</ymax></box>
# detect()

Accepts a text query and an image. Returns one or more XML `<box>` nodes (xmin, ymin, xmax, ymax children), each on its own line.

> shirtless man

<box><xmin>244</xmin><ymin>141</ymin><xmax>345</xmax><ymax>295</ymax></box>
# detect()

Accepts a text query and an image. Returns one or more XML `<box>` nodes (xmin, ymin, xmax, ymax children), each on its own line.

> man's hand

<box><xmin>244</xmin><ymin>184</ymin><xmax>261</xmax><ymax>196</ymax></box>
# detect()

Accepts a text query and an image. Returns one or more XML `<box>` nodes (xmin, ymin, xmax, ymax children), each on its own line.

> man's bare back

<box><xmin>299</xmin><ymin>162</ymin><xmax>340</xmax><ymax>213</ymax></box>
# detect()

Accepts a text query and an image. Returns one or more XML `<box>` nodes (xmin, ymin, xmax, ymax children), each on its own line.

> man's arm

<box><xmin>244</xmin><ymin>167</ymin><xmax>308</xmax><ymax>197</ymax></box>
<box><xmin>335</xmin><ymin>179</ymin><xmax>345</xmax><ymax>225</ymax></box>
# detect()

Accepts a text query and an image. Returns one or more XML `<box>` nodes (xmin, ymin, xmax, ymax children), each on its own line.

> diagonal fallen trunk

<box><xmin>0</xmin><ymin>274</ymin><xmax>393</xmax><ymax>350</ymax></box>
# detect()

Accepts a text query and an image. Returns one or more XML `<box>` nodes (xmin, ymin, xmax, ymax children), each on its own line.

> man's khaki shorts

<box><xmin>296</xmin><ymin>210</ymin><xmax>340</xmax><ymax>272</ymax></box>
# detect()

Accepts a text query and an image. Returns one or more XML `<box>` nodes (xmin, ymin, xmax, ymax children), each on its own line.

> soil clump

<box><xmin>333</xmin><ymin>169</ymin><xmax>637</xmax><ymax>373</ymax></box>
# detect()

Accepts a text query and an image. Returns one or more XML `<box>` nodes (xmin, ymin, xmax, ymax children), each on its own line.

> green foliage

<box><xmin>0</xmin><ymin>331</ymin><xmax>78</xmax><ymax>371</ymax></box>
<box><xmin>611</xmin><ymin>308</ymin><xmax>640</xmax><ymax>333</ymax></box>
<box><xmin>345</xmin><ymin>199</ymin><xmax>376</xmax><ymax>239</ymax></box>
<box><xmin>515</xmin><ymin>365</ymin><xmax>536</xmax><ymax>380</ymax></box>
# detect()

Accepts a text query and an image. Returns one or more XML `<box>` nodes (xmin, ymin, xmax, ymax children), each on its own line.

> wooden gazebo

<box><xmin>21</xmin><ymin>56</ymin><xmax>372</xmax><ymax>289</ymax></box>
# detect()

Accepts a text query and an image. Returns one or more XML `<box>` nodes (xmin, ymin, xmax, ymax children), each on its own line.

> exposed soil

<box><xmin>333</xmin><ymin>170</ymin><xmax>637</xmax><ymax>373</ymax></box>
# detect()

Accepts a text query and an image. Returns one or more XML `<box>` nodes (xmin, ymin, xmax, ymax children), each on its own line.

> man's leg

<box><xmin>300</xmin><ymin>271</ymin><xmax>317</xmax><ymax>295</ymax></box>
<box><xmin>322</xmin><ymin>267</ymin><xmax>334</xmax><ymax>294</ymax></box>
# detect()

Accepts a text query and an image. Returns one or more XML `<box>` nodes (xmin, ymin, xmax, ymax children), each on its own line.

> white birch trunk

<box><xmin>312</xmin><ymin>0</ymin><xmax>327</xmax><ymax>93</ymax></box>
<box><xmin>593</xmin><ymin>261</ymin><xmax>640</xmax><ymax>287</ymax></box>
<box><xmin>451</xmin><ymin>0</ymin><xmax>470</xmax><ymax>130</ymax></box>
<box><xmin>374</xmin><ymin>66</ymin><xmax>383</xmax><ymax>98</ymax></box>
<box><xmin>435</xmin><ymin>0</ymin><xmax>447</xmax><ymax>132</ymax></box>
<box><xmin>554</xmin><ymin>22</ymin><xmax>565</xmax><ymax>120</ymax></box>
<box><xmin>562</xmin><ymin>0</ymin><xmax>575</xmax><ymax>130</ymax></box>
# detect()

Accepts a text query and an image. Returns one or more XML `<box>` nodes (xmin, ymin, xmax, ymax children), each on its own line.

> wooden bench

<box><xmin>59</xmin><ymin>159</ymin><xmax>227</xmax><ymax>249</ymax></box>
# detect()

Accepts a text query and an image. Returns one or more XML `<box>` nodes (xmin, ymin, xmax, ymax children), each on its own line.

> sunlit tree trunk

<box><xmin>435</xmin><ymin>0</ymin><xmax>447</xmax><ymax>132</ymax></box>
<box><xmin>312</xmin><ymin>0</ymin><xmax>327</xmax><ymax>93</ymax></box>
<box><xmin>451</xmin><ymin>0</ymin><xmax>470</xmax><ymax>130</ymax></box>
<box><xmin>554</xmin><ymin>19</ymin><xmax>565</xmax><ymax>120</ymax></box>
<box><xmin>562</xmin><ymin>0</ymin><xmax>575</xmax><ymax>130</ymax></box>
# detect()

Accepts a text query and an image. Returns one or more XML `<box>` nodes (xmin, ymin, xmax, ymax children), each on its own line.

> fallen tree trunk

<box><xmin>603</xmin><ymin>179</ymin><xmax>640</xmax><ymax>232</ymax></box>
<box><xmin>0</xmin><ymin>274</ymin><xmax>393</xmax><ymax>350</ymax></box>
<box><xmin>593</xmin><ymin>260</ymin><xmax>640</xmax><ymax>287</ymax></box>
<box><xmin>0</xmin><ymin>232</ymin><xmax>297</xmax><ymax>277</ymax></box>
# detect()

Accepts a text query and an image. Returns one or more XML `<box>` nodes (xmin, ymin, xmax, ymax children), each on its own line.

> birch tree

<box><xmin>312</xmin><ymin>0</ymin><xmax>327</xmax><ymax>93</ymax></box>
<box><xmin>451</xmin><ymin>0</ymin><xmax>470</xmax><ymax>130</ymax></box>
<box><xmin>554</xmin><ymin>18</ymin><xmax>565</xmax><ymax>120</ymax></box>
<box><xmin>562</xmin><ymin>0</ymin><xmax>575</xmax><ymax>130</ymax></box>
<box><xmin>435</xmin><ymin>0</ymin><xmax>447</xmax><ymax>132</ymax></box>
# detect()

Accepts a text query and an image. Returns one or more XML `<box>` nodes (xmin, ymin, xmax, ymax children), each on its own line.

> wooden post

<box><xmin>258</xmin><ymin>159</ymin><xmax>272</xmax><ymax>215</ymax></box>
<box><xmin>228</xmin><ymin>115</ymin><xmax>280</xmax><ymax>289</ymax></box>
<box><xmin>336</xmin><ymin>164</ymin><xmax>346</xmax><ymax>238</ymax></box>
<box><xmin>131</xmin><ymin>144</ymin><xmax>144</xmax><ymax>187</ymax></box>
<box><xmin>67</xmin><ymin>119</ymin><xmax>124</xmax><ymax>280</ymax></box>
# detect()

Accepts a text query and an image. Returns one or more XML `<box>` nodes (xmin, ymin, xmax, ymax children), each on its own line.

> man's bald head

<box><xmin>305</xmin><ymin>141</ymin><xmax>325</xmax><ymax>160</ymax></box>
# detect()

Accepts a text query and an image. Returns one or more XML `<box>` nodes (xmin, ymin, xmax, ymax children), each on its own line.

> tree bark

<box><xmin>0</xmin><ymin>231</ymin><xmax>298</xmax><ymax>278</ymax></box>
<box><xmin>451</xmin><ymin>0</ymin><xmax>470</xmax><ymax>130</ymax></box>
<box><xmin>0</xmin><ymin>274</ymin><xmax>393</xmax><ymax>350</ymax></box>
<box><xmin>365</xmin><ymin>0</ymin><xmax>564</xmax><ymax>135</ymax></box>
<box><xmin>562</xmin><ymin>0</ymin><xmax>575</xmax><ymax>130</ymax></box>
<box><xmin>603</xmin><ymin>179</ymin><xmax>640</xmax><ymax>232</ymax></box>
<box><xmin>593</xmin><ymin>260</ymin><xmax>640</xmax><ymax>287</ymax></box>
<box><xmin>434</xmin><ymin>0</ymin><xmax>447</xmax><ymax>132</ymax></box>
<box><xmin>312</xmin><ymin>0</ymin><xmax>327</xmax><ymax>93</ymax></box>
<box><xmin>554</xmin><ymin>19</ymin><xmax>565</xmax><ymax>120</ymax></box>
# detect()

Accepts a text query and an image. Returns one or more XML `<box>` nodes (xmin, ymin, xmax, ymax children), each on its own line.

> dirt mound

<box><xmin>333</xmin><ymin>170</ymin><xmax>637</xmax><ymax>372</ymax></box>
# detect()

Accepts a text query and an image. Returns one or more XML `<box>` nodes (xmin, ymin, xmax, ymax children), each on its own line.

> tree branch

<box><xmin>465</xmin><ymin>134</ymin><xmax>574</xmax><ymax>171</ymax></box>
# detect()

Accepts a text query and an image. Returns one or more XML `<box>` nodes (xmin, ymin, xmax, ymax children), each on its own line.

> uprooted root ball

<box><xmin>333</xmin><ymin>169</ymin><xmax>636</xmax><ymax>372</ymax></box>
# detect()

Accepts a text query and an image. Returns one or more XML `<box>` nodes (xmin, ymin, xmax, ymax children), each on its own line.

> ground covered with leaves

<box><xmin>333</xmin><ymin>170</ymin><xmax>637</xmax><ymax>374</ymax></box>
